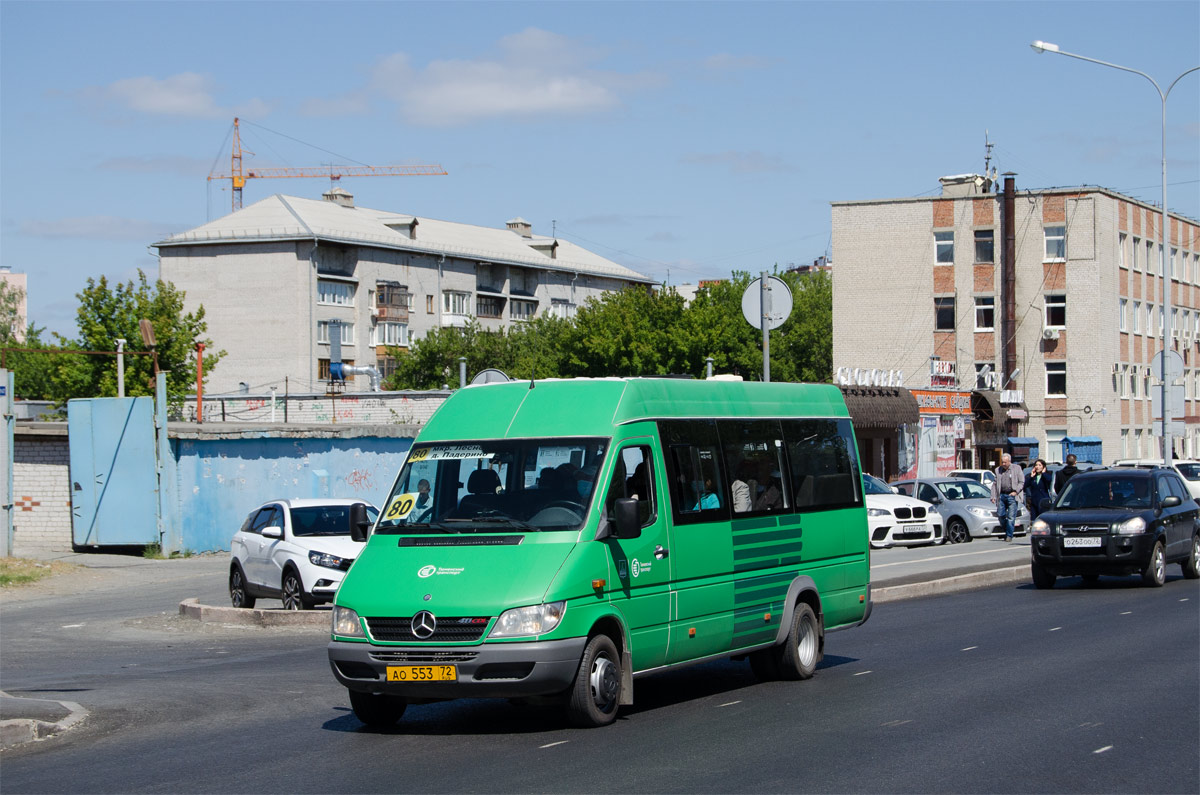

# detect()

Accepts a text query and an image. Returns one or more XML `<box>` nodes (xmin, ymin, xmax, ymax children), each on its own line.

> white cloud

<box><xmin>19</xmin><ymin>216</ymin><xmax>182</xmax><ymax>242</ymax></box>
<box><xmin>681</xmin><ymin>150</ymin><xmax>797</xmax><ymax>174</ymax></box>
<box><xmin>84</xmin><ymin>72</ymin><xmax>268</xmax><ymax>119</ymax></box>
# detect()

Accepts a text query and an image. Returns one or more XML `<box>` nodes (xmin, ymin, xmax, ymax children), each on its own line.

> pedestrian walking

<box><xmin>1023</xmin><ymin>459</ymin><xmax>1053</xmax><ymax>521</ymax></box>
<box><xmin>990</xmin><ymin>453</ymin><xmax>1024</xmax><ymax>542</ymax></box>
<box><xmin>1055</xmin><ymin>454</ymin><xmax>1080</xmax><ymax>494</ymax></box>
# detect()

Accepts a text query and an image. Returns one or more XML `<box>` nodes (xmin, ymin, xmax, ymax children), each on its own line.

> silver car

<box><xmin>892</xmin><ymin>477</ymin><xmax>1029</xmax><ymax>544</ymax></box>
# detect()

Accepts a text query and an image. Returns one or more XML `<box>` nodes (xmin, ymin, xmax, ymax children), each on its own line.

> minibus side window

<box><xmin>784</xmin><ymin>419</ymin><xmax>862</xmax><ymax>510</ymax></box>
<box><xmin>605</xmin><ymin>446</ymin><xmax>655</xmax><ymax>527</ymax></box>
<box><xmin>718</xmin><ymin>420</ymin><xmax>789</xmax><ymax>515</ymax></box>
<box><xmin>658</xmin><ymin>419</ymin><xmax>729</xmax><ymax>525</ymax></box>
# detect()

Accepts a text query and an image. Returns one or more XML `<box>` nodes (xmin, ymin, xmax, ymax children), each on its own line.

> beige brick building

<box><xmin>832</xmin><ymin>175</ymin><xmax>1200</xmax><ymax>466</ymax></box>
<box><xmin>154</xmin><ymin>189</ymin><xmax>653</xmax><ymax>394</ymax></box>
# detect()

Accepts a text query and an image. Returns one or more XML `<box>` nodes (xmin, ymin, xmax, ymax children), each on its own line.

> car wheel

<box><xmin>229</xmin><ymin>564</ymin><xmax>255</xmax><ymax>609</ymax></box>
<box><xmin>1031</xmin><ymin>560</ymin><xmax>1056</xmax><ymax>590</ymax></box>
<box><xmin>776</xmin><ymin>602</ymin><xmax>820</xmax><ymax>681</ymax></box>
<box><xmin>281</xmin><ymin>568</ymin><xmax>316</xmax><ymax>610</ymax></box>
<box><xmin>1182</xmin><ymin>535</ymin><xmax>1200</xmax><ymax>580</ymax></box>
<box><xmin>349</xmin><ymin>690</ymin><xmax>406</xmax><ymax>728</ymax></box>
<box><xmin>947</xmin><ymin>518</ymin><xmax>970</xmax><ymax>544</ymax></box>
<box><xmin>566</xmin><ymin>634</ymin><xmax>622</xmax><ymax>728</ymax></box>
<box><xmin>1142</xmin><ymin>541</ymin><xmax>1166</xmax><ymax>587</ymax></box>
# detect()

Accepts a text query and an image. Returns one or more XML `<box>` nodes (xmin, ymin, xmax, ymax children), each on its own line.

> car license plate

<box><xmin>386</xmin><ymin>665</ymin><xmax>456</xmax><ymax>682</ymax></box>
<box><xmin>1064</xmin><ymin>536</ymin><xmax>1102</xmax><ymax>548</ymax></box>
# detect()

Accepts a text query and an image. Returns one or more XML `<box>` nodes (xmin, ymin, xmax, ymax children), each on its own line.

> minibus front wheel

<box><xmin>566</xmin><ymin>634</ymin><xmax>621</xmax><ymax>727</ymax></box>
<box><xmin>349</xmin><ymin>690</ymin><xmax>407</xmax><ymax>728</ymax></box>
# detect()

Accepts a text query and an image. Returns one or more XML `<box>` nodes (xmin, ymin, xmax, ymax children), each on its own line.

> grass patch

<box><xmin>142</xmin><ymin>543</ymin><xmax>195</xmax><ymax>560</ymax></box>
<box><xmin>0</xmin><ymin>558</ymin><xmax>76</xmax><ymax>587</ymax></box>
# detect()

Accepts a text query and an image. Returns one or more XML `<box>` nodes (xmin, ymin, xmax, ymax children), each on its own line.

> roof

<box><xmin>153</xmin><ymin>194</ymin><xmax>654</xmax><ymax>284</ymax></box>
<box><xmin>839</xmin><ymin>386</ymin><xmax>919</xmax><ymax>429</ymax></box>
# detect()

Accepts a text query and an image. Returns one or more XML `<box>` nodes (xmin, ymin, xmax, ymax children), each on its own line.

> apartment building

<box><xmin>832</xmin><ymin>174</ymin><xmax>1200</xmax><ymax>467</ymax></box>
<box><xmin>154</xmin><ymin>189</ymin><xmax>653</xmax><ymax>393</ymax></box>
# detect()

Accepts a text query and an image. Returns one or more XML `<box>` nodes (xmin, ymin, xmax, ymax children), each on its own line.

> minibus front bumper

<box><xmin>328</xmin><ymin>637</ymin><xmax>588</xmax><ymax>699</ymax></box>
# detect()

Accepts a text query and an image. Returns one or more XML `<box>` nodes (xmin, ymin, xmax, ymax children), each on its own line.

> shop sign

<box><xmin>910</xmin><ymin>389</ymin><xmax>973</xmax><ymax>415</ymax></box>
<box><xmin>835</xmin><ymin>366</ymin><xmax>904</xmax><ymax>387</ymax></box>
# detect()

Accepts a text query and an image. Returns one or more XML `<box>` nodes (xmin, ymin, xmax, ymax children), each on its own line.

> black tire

<box><xmin>1142</xmin><ymin>541</ymin><xmax>1166</xmax><ymax>587</ymax></box>
<box><xmin>1031</xmin><ymin>559</ymin><xmax>1056</xmax><ymax>590</ymax></box>
<box><xmin>776</xmin><ymin>603</ymin><xmax>820</xmax><ymax>680</ymax></box>
<box><xmin>566</xmin><ymin>634</ymin><xmax>621</xmax><ymax>728</ymax></box>
<box><xmin>281</xmin><ymin>568</ymin><xmax>316</xmax><ymax>610</ymax></box>
<box><xmin>1182</xmin><ymin>535</ymin><xmax>1200</xmax><ymax>580</ymax></box>
<box><xmin>229</xmin><ymin>564</ymin><xmax>255</xmax><ymax>609</ymax></box>
<box><xmin>947</xmin><ymin>519</ymin><xmax>970</xmax><ymax>544</ymax></box>
<box><xmin>349</xmin><ymin>690</ymin><xmax>406</xmax><ymax>728</ymax></box>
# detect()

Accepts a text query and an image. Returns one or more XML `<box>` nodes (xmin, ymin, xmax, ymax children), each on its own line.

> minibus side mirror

<box><xmin>349</xmin><ymin>502</ymin><xmax>371</xmax><ymax>543</ymax></box>
<box><xmin>613</xmin><ymin>498</ymin><xmax>642</xmax><ymax>539</ymax></box>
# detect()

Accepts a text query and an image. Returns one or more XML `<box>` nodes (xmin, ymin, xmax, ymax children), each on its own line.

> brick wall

<box><xmin>12</xmin><ymin>434</ymin><xmax>72</xmax><ymax>555</ymax></box>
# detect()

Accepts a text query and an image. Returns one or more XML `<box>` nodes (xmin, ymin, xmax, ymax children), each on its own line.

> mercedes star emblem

<box><xmin>411</xmin><ymin>610</ymin><xmax>437</xmax><ymax>639</ymax></box>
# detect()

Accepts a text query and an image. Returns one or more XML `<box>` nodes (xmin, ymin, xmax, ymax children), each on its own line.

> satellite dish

<box><xmin>470</xmin><ymin>368</ymin><xmax>511</xmax><ymax>385</ymax></box>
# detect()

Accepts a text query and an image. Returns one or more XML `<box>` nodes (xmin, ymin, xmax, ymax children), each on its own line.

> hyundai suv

<box><xmin>1029</xmin><ymin>468</ymin><xmax>1200</xmax><ymax>588</ymax></box>
<box><xmin>230</xmin><ymin>499</ymin><xmax>378</xmax><ymax>610</ymax></box>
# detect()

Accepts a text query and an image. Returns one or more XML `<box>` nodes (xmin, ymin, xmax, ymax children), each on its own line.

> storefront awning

<box><xmin>840</xmin><ymin>386</ymin><xmax>919</xmax><ymax>430</ymax></box>
<box><xmin>1007</xmin><ymin>437</ymin><xmax>1039</xmax><ymax>446</ymax></box>
<box><xmin>1062</xmin><ymin>436</ymin><xmax>1101</xmax><ymax>443</ymax></box>
<box><xmin>972</xmin><ymin>390</ymin><xmax>1028</xmax><ymax>424</ymax></box>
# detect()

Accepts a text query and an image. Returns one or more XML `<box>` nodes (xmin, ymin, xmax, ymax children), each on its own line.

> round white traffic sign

<box><xmin>741</xmin><ymin>276</ymin><xmax>793</xmax><ymax>330</ymax></box>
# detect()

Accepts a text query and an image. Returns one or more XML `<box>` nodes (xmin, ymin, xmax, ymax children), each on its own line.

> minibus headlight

<box><xmin>488</xmin><ymin>602</ymin><xmax>566</xmax><ymax>638</ymax></box>
<box><xmin>1116</xmin><ymin>516</ymin><xmax>1147</xmax><ymax>535</ymax></box>
<box><xmin>332</xmin><ymin>606</ymin><xmax>365</xmax><ymax>638</ymax></box>
<box><xmin>867</xmin><ymin>507</ymin><xmax>890</xmax><ymax>517</ymax></box>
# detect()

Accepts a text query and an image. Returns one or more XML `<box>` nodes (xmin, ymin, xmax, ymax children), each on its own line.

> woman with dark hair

<box><xmin>1024</xmin><ymin>459</ymin><xmax>1054</xmax><ymax>520</ymax></box>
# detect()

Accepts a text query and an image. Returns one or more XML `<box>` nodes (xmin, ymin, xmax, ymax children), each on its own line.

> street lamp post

<box><xmin>1031</xmin><ymin>41</ymin><xmax>1198</xmax><ymax>467</ymax></box>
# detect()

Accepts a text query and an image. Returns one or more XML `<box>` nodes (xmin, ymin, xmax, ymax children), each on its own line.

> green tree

<box><xmin>559</xmin><ymin>286</ymin><xmax>689</xmax><ymax>377</ymax></box>
<box><xmin>386</xmin><ymin>321</ymin><xmax>509</xmax><ymax>390</ymax></box>
<box><xmin>774</xmin><ymin>269</ymin><xmax>833</xmax><ymax>383</ymax></box>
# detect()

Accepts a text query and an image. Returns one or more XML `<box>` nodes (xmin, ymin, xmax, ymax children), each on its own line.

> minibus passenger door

<box><xmin>602</xmin><ymin>442</ymin><xmax>672</xmax><ymax>670</ymax></box>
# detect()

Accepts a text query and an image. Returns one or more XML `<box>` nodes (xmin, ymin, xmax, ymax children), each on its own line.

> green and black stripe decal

<box><xmin>732</xmin><ymin>571</ymin><xmax>792</xmax><ymax>644</ymax></box>
<box><xmin>732</xmin><ymin>516</ymin><xmax>803</xmax><ymax>572</ymax></box>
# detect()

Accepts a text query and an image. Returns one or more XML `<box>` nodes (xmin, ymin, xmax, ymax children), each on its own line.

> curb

<box><xmin>178</xmin><ymin>598</ymin><xmax>330</xmax><ymax>627</ymax></box>
<box><xmin>874</xmin><ymin>565</ymin><xmax>1029</xmax><ymax>603</ymax></box>
<box><xmin>0</xmin><ymin>692</ymin><xmax>88</xmax><ymax>750</ymax></box>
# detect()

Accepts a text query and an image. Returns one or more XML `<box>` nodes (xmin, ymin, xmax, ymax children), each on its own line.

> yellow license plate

<box><xmin>386</xmin><ymin>665</ymin><xmax>457</xmax><ymax>682</ymax></box>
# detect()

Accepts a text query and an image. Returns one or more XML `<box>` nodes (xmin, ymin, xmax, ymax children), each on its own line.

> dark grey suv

<box><xmin>1029</xmin><ymin>467</ymin><xmax>1200</xmax><ymax>588</ymax></box>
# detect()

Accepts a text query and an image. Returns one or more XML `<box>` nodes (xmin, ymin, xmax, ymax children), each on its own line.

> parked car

<box><xmin>230</xmin><ymin>498</ymin><xmax>379</xmax><ymax>610</ymax></box>
<box><xmin>891</xmin><ymin>477</ymin><xmax>1029</xmax><ymax>544</ymax></box>
<box><xmin>949</xmin><ymin>469</ymin><xmax>995</xmax><ymax>488</ymax></box>
<box><xmin>862</xmin><ymin>474</ymin><xmax>943</xmax><ymax>548</ymax></box>
<box><xmin>1029</xmin><ymin>467</ymin><xmax>1200</xmax><ymax>588</ymax></box>
<box><xmin>1112</xmin><ymin>458</ymin><xmax>1200</xmax><ymax>500</ymax></box>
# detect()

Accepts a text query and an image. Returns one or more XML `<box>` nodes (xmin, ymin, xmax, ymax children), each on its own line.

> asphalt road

<box><xmin>2</xmin><ymin>554</ymin><xmax>1197</xmax><ymax>794</ymax></box>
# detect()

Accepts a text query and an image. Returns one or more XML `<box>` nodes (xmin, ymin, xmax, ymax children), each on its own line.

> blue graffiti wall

<box><xmin>173</xmin><ymin>436</ymin><xmax>412</xmax><ymax>552</ymax></box>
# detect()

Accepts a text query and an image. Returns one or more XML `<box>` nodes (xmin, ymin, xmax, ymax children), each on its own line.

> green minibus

<box><xmin>329</xmin><ymin>377</ymin><xmax>870</xmax><ymax>727</ymax></box>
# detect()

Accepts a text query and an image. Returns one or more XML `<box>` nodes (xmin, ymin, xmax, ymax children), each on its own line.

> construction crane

<box><xmin>207</xmin><ymin>118</ymin><xmax>448</xmax><ymax>212</ymax></box>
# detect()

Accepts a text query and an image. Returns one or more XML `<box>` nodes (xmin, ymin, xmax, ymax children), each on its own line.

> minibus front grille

<box><xmin>369</xmin><ymin>650</ymin><xmax>479</xmax><ymax>664</ymax></box>
<box><xmin>366</xmin><ymin>617</ymin><xmax>490</xmax><ymax>643</ymax></box>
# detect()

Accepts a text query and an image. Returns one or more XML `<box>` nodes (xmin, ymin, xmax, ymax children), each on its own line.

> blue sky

<box><xmin>2</xmin><ymin>0</ymin><xmax>1197</xmax><ymax>338</ymax></box>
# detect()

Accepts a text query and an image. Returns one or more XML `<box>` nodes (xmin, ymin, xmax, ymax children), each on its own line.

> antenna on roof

<box><xmin>983</xmin><ymin>130</ymin><xmax>997</xmax><ymax>191</ymax></box>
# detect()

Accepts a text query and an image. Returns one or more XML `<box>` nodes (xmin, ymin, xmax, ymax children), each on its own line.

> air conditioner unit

<box><xmin>1042</xmin><ymin>328</ymin><xmax>1060</xmax><ymax>341</ymax></box>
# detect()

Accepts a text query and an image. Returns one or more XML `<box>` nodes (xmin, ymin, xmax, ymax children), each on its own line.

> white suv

<box><xmin>230</xmin><ymin>498</ymin><xmax>378</xmax><ymax>610</ymax></box>
<box><xmin>863</xmin><ymin>474</ymin><xmax>944</xmax><ymax>548</ymax></box>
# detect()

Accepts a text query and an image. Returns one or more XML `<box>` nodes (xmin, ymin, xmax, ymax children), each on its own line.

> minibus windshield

<box><xmin>377</xmin><ymin>438</ymin><xmax>608</xmax><ymax>533</ymax></box>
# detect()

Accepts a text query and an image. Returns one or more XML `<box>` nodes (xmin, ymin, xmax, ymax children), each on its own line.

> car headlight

<box><xmin>1116</xmin><ymin>516</ymin><xmax>1147</xmax><ymax>535</ymax></box>
<box><xmin>968</xmin><ymin>506</ymin><xmax>993</xmax><ymax>518</ymax></box>
<box><xmin>332</xmin><ymin>605</ymin><xmax>365</xmax><ymax>638</ymax></box>
<box><xmin>867</xmin><ymin>507</ymin><xmax>891</xmax><ymax>517</ymax></box>
<box><xmin>309</xmin><ymin>550</ymin><xmax>349</xmax><ymax>570</ymax></box>
<box><xmin>488</xmin><ymin>602</ymin><xmax>566</xmax><ymax>638</ymax></box>
<box><xmin>1031</xmin><ymin>519</ymin><xmax>1052</xmax><ymax>536</ymax></box>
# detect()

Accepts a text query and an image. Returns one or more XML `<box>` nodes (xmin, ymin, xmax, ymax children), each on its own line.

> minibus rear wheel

<box><xmin>777</xmin><ymin>603</ymin><xmax>819</xmax><ymax>680</ymax></box>
<box><xmin>566</xmin><ymin>634</ymin><xmax>621</xmax><ymax>727</ymax></box>
<box><xmin>349</xmin><ymin>690</ymin><xmax>407</xmax><ymax>728</ymax></box>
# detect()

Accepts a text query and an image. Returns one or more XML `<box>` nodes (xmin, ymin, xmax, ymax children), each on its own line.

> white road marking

<box><xmin>1078</xmin><ymin>722</ymin><xmax>1103</xmax><ymax>728</ymax></box>
<box><xmin>61</xmin><ymin>624</ymin><xmax>84</xmax><ymax>629</ymax></box>
<box><xmin>540</xmin><ymin>741</ymin><xmax>569</xmax><ymax>749</ymax></box>
<box><xmin>1120</xmin><ymin>611</ymin><xmax>1132</xmax><ymax>615</ymax></box>
<box><xmin>882</xmin><ymin>719</ymin><xmax>913</xmax><ymax>727</ymax></box>
<box><xmin>1049</xmin><ymin>627</ymin><xmax>1062</xmax><ymax>632</ymax></box>
<box><xmin>717</xmin><ymin>701</ymin><xmax>742</xmax><ymax>707</ymax></box>
<box><xmin>1093</xmin><ymin>745</ymin><xmax>1113</xmax><ymax>754</ymax></box>
<box><xmin>962</xmin><ymin>646</ymin><xmax>977</xmax><ymax>651</ymax></box>
<box><xmin>853</xmin><ymin>670</ymin><xmax>873</xmax><ymax>676</ymax></box>
<box><xmin>1180</xmin><ymin>598</ymin><xmax>1189</xmax><ymax>602</ymax></box>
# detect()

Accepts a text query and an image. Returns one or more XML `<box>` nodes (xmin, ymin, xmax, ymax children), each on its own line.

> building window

<box><xmin>318</xmin><ymin>358</ymin><xmax>355</xmax><ymax>380</ymax></box>
<box><xmin>376</xmin><ymin>283</ymin><xmax>412</xmax><ymax>310</ymax></box>
<box><xmin>974</xmin><ymin>229</ymin><xmax>994</xmax><ymax>264</ymax></box>
<box><xmin>1128</xmin><ymin>365</ymin><xmax>1137</xmax><ymax>398</ymax></box>
<box><xmin>1044</xmin><ymin>225</ymin><xmax>1066</xmax><ymax>261</ymax></box>
<box><xmin>378</xmin><ymin>355</ymin><xmax>398</xmax><ymax>380</ymax></box>
<box><xmin>511</xmin><ymin>299</ymin><xmax>537</xmax><ymax>322</ymax></box>
<box><xmin>476</xmin><ymin>295</ymin><xmax>505</xmax><ymax>318</ymax></box>
<box><xmin>934</xmin><ymin>231</ymin><xmax>954</xmax><ymax>264</ymax></box>
<box><xmin>1171</xmin><ymin>248</ymin><xmax>1179</xmax><ymax>280</ymax></box>
<box><xmin>1121</xmin><ymin>429</ymin><xmax>1129</xmax><ymax>458</ymax></box>
<box><xmin>317</xmin><ymin>321</ymin><xmax>354</xmax><ymax>345</ymax></box>
<box><xmin>1146</xmin><ymin>303</ymin><xmax>1154</xmax><ymax>337</ymax></box>
<box><xmin>1046</xmin><ymin>362</ymin><xmax>1066</xmax><ymax>396</ymax></box>
<box><xmin>550</xmin><ymin>298</ymin><xmax>577</xmax><ymax>319</ymax></box>
<box><xmin>1119</xmin><ymin>232</ymin><xmax>1128</xmax><ymax>269</ymax></box>
<box><xmin>1144</xmin><ymin>368</ymin><xmax>1151</xmax><ymax>400</ymax></box>
<box><xmin>317</xmin><ymin>279</ymin><xmax>355</xmax><ymax>306</ymax></box>
<box><xmin>371</xmin><ymin>321</ymin><xmax>408</xmax><ymax>347</ymax></box>
<box><xmin>1044</xmin><ymin>294</ymin><xmax>1066</xmax><ymax>328</ymax></box>
<box><xmin>443</xmin><ymin>291</ymin><xmax>471</xmax><ymax>316</ymax></box>
<box><xmin>934</xmin><ymin>297</ymin><xmax>956</xmax><ymax>331</ymax></box>
<box><xmin>1157</xmin><ymin>305</ymin><xmax>1164</xmax><ymax>338</ymax></box>
<box><xmin>426</xmin><ymin>295</ymin><xmax>434</xmax><ymax>314</ymax></box>
<box><xmin>1119</xmin><ymin>298</ymin><xmax>1127</xmax><ymax>332</ymax></box>
<box><xmin>1133</xmin><ymin>300</ymin><xmax>1141</xmax><ymax>334</ymax></box>
<box><xmin>1132</xmin><ymin>236</ymin><xmax>1141</xmax><ymax>270</ymax></box>
<box><xmin>1146</xmin><ymin>240</ymin><xmax>1155</xmax><ymax>274</ymax></box>
<box><xmin>974</xmin><ymin>296</ymin><xmax>995</xmax><ymax>331</ymax></box>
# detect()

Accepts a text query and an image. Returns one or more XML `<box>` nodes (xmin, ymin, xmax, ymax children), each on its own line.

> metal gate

<box><xmin>68</xmin><ymin>397</ymin><xmax>159</xmax><ymax>546</ymax></box>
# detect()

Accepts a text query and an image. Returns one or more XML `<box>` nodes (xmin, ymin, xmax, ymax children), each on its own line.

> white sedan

<box><xmin>863</xmin><ymin>474</ymin><xmax>944</xmax><ymax>548</ymax></box>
